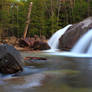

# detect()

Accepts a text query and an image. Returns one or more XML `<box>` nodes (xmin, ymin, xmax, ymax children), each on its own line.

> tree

<box><xmin>1</xmin><ymin>0</ymin><xmax>92</xmax><ymax>38</ymax></box>
<box><xmin>0</xmin><ymin>0</ymin><xmax>23</xmax><ymax>37</ymax></box>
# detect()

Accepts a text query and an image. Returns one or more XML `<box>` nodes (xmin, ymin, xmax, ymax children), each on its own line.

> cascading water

<box><xmin>87</xmin><ymin>42</ymin><xmax>92</xmax><ymax>54</ymax></box>
<box><xmin>71</xmin><ymin>29</ymin><xmax>92</xmax><ymax>54</ymax></box>
<box><xmin>46</xmin><ymin>26</ymin><xmax>92</xmax><ymax>58</ymax></box>
<box><xmin>48</xmin><ymin>25</ymin><xmax>72</xmax><ymax>51</ymax></box>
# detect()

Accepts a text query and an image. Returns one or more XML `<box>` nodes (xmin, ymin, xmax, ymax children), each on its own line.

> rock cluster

<box><xmin>19</xmin><ymin>35</ymin><xmax>50</xmax><ymax>50</ymax></box>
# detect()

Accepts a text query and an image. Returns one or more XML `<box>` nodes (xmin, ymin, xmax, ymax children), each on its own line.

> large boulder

<box><xmin>0</xmin><ymin>44</ymin><xmax>24</xmax><ymax>74</ymax></box>
<box><xmin>59</xmin><ymin>17</ymin><xmax>92</xmax><ymax>51</ymax></box>
<box><xmin>33</xmin><ymin>40</ymin><xmax>50</xmax><ymax>50</ymax></box>
<box><xmin>32</xmin><ymin>35</ymin><xmax>50</xmax><ymax>50</ymax></box>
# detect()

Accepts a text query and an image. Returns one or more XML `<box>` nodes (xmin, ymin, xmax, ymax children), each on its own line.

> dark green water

<box><xmin>0</xmin><ymin>51</ymin><xmax>92</xmax><ymax>92</ymax></box>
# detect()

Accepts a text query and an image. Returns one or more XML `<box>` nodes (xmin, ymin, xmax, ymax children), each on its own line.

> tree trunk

<box><xmin>87</xmin><ymin>0</ymin><xmax>90</xmax><ymax>17</ymax></box>
<box><xmin>23</xmin><ymin>2</ymin><xmax>33</xmax><ymax>39</ymax></box>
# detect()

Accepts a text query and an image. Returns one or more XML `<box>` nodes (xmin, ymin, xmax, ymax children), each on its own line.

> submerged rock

<box><xmin>0</xmin><ymin>44</ymin><xmax>23</xmax><ymax>74</ymax></box>
<box><xmin>24</xmin><ymin>56</ymin><xmax>47</xmax><ymax>67</ymax></box>
<box><xmin>59</xmin><ymin>17</ymin><xmax>92</xmax><ymax>51</ymax></box>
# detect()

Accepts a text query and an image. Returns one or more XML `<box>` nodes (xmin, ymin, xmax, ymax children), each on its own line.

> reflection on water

<box><xmin>0</xmin><ymin>51</ymin><xmax>92</xmax><ymax>92</ymax></box>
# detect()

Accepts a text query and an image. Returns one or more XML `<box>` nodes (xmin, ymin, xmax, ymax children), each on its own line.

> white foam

<box><xmin>43</xmin><ymin>49</ymin><xmax>59</xmax><ymax>53</ymax></box>
<box><xmin>47</xmin><ymin>51</ymin><xmax>92</xmax><ymax>58</ymax></box>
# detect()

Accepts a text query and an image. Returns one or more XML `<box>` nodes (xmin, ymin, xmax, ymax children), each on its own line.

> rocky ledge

<box><xmin>59</xmin><ymin>17</ymin><xmax>92</xmax><ymax>51</ymax></box>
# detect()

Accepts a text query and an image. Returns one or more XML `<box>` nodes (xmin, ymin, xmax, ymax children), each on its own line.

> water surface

<box><xmin>0</xmin><ymin>51</ymin><xmax>92</xmax><ymax>92</ymax></box>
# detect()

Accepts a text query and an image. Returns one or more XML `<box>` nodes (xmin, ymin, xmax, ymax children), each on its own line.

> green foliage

<box><xmin>0</xmin><ymin>0</ymin><xmax>92</xmax><ymax>38</ymax></box>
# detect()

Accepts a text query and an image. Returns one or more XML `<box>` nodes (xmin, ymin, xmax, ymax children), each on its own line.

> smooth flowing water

<box><xmin>0</xmin><ymin>51</ymin><xmax>92</xmax><ymax>92</ymax></box>
<box><xmin>48</xmin><ymin>25</ymin><xmax>72</xmax><ymax>50</ymax></box>
<box><xmin>72</xmin><ymin>29</ymin><xmax>92</xmax><ymax>54</ymax></box>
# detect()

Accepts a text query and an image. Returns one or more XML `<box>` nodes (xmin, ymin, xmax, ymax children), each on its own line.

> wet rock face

<box><xmin>0</xmin><ymin>44</ymin><xmax>23</xmax><ymax>74</ymax></box>
<box><xmin>59</xmin><ymin>17</ymin><xmax>92</xmax><ymax>51</ymax></box>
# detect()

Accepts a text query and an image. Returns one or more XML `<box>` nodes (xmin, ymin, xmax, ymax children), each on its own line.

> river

<box><xmin>0</xmin><ymin>51</ymin><xmax>92</xmax><ymax>92</ymax></box>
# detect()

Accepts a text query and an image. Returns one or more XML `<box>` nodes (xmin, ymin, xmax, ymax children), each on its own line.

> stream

<box><xmin>0</xmin><ymin>51</ymin><xmax>92</xmax><ymax>92</ymax></box>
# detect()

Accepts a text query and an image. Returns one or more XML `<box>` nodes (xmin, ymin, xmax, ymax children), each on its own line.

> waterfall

<box><xmin>71</xmin><ymin>29</ymin><xmax>92</xmax><ymax>54</ymax></box>
<box><xmin>48</xmin><ymin>25</ymin><xmax>72</xmax><ymax>50</ymax></box>
<box><xmin>46</xmin><ymin>27</ymin><xmax>92</xmax><ymax>58</ymax></box>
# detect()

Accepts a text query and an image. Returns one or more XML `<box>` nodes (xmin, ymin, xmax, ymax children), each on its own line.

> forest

<box><xmin>0</xmin><ymin>0</ymin><xmax>92</xmax><ymax>38</ymax></box>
